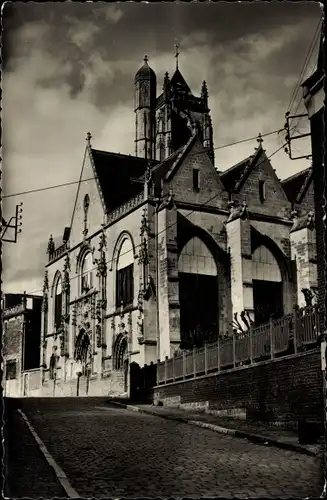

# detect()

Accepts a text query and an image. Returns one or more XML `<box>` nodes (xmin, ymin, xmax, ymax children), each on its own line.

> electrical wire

<box><xmin>15</xmin><ymin>141</ymin><xmax>288</xmax><ymax>298</ymax></box>
<box><xmin>286</xmin><ymin>16</ymin><xmax>322</xmax><ymax>114</ymax></box>
<box><xmin>3</xmin><ymin>128</ymin><xmax>283</xmax><ymax>200</ymax></box>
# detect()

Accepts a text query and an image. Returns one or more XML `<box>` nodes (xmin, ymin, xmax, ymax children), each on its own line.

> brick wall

<box><xmin>154</xmin><ymin>349</ymin><xmax>323</xmax><ymax>425</ymax></box>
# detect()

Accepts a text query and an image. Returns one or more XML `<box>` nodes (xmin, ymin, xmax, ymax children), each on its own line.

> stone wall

<box><xmin>154</xmin><ymin>349</ymin><xmax>323</xmax><ymax>426</ymax></box>
<box><xmin>3</xmin><ymin>315</ymin><xmax>24</xmax><ymax>397</ymax></box>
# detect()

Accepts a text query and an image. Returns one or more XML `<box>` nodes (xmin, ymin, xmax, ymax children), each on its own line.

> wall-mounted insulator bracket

<box><xmin>1</xmin><ymin>202</ymin><xmax>23</xmax><ymax>243</ymax></box>
<box><xmin>284</xmin><ymin>112</ymin><xmax>312</xmax><ymax>161</ymax></box>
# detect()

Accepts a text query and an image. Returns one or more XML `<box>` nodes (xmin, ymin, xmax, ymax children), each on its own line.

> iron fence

<box><xmin>157</xmin><ymin>306</ymin><xmax>321</xmax><ymax>385</ymax></box>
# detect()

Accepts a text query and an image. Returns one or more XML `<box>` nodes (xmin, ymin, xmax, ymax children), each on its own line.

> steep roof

<box><xmin>170</xmin><ymin>68</ymin><xmax>192</xmax><ymax>94</ymax></box>
<box><xmin>281</xmin><ymin>167</ymin><xmax>312</xmax><ymax>203</ymax></box>
<box><xmin>148</xmin><ymin>147</ymin><xmax>184</xmax><ymax>182</ymax></box>
<box><xmin>219</xmin><ymin>157</ymin><xmax>251</xmax><ymax>192</ymax></box>
<box><xmin>90</xmin><ymin>149</ymin><xmax>158</xmax><ymax>212</ymax></box>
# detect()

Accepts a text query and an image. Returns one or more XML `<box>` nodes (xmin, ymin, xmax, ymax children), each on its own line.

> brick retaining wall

<box><xmin>154</xmin><ymin>349</ymin><xmax>324</xmax><ymax>425</ymax></box>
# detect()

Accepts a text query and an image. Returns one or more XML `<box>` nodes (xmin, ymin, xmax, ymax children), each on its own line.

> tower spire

<box><xmin>174</xmin><ymin>43</ymin><xmax>180</xmax><ymax>70</ymax></box>
<box><xmin>256</xmin><ymin>132</ymin><xmax>263</xmax><ymax>149</ymax></box>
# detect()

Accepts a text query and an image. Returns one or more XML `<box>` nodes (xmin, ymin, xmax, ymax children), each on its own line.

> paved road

<box><xmin>10</xmin><ymin>398</ymin><xmax>325</xmax><ymax>498</ymax></box>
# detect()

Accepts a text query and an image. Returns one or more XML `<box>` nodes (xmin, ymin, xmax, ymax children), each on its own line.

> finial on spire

<box><xmin>201</xmin><ymin>80</ymin><xmax>208</xmax><ymax>104</ymax></box>
<box><xmin>86</xmin><ymin>132</ymin><xmax>92</xmax><ymax>146</ymax></box>
<box><xmin>144</xmin><ymin>55</ymin><xmax>148</xmax><ymax>64</ymax></box>
<box><xmin>174</xmin><ymin>43</ymin><xmax>180</xmax><ymax>70</ymax></box>
<box><xmin>257</xmin><ymin>133</ymin><xmax>263</xmax><ymax>147</ymax></box>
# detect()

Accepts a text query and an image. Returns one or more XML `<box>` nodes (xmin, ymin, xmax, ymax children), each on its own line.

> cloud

<box><xmin>2</xmin><ymin>3</ymin><xmax>320</xmax><ymax>294</ymax></box>
<box><xmin>102</xmin><ymin>5</ymin><xmax>124</xmax><ymax>23</ymax></box>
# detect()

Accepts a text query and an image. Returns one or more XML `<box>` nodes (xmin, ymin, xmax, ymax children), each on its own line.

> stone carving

<box><xmin>227</xmin><ymin>200</ymin><xmax>248</xmax><ymax>223</ymax></box>
<box><xmin>137</xmin><ymin>289</ymin><xmax>144</xmax><ymax>345</ymax></box>
<box><xmin>95</xmin><ymin>227</ymin><xmax>107</xmax><ymax>278</ymax></box>
<box><xmin>42</xmin><ymin>270</ymin><xmax>49</xmax><ymax>313</ymax></box>
<box><xmin>301</xmin><ymin>288</ymin><xmax>318</xmax><ymax>307</ymax></box>
<box><xmin>62</xmin><ymin>254</ymin><xmax>71</xmax><ymax>294</ymax></box>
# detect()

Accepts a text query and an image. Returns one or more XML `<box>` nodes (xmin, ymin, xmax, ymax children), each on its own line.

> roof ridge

<box><xmin>164</xmin><ymin>134</ymin><xmax>198</xmax><ymax>181</ymax></box>
<box><xmin>233</xmin><ymin>145</ymin><xmax>264</xmax><ymax>193</ymax></box>
<box><xmin>281</xmin><ymin>166</ymin><xmax>311</xmax><ymax>184</ymax></box>
<box><xmin>219</xmin><ymin>155</ymin><xmax>251</xmax><ymax>177</ymax></box>
<box><xmin>91</xmin><ymin>148</ymin><xmax>158</xmax><ymax>163</ymax></box>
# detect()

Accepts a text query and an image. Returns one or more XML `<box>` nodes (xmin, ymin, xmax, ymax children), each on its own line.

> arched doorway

<box><xmin>74</xmin><ymin>329</ymin><xmax>91</xmax><ymax>373</ymax></box>
<box><xmin>252</xmin><ymin>245</ymin><xmax>283</xmax><ymax>325</ymax></box>
<box><xmin>178</xmin><ymin>236</ymin><xmax>218</xmax><ymax>349</ymax></box>
<box><xmin>113</xmin><ymin>333</ymin><xmax>129</xmax><ymax>392</ymax></box>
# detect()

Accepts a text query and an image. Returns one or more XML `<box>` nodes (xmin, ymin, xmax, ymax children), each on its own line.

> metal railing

<box><xmin>157</xmin><ymin>306</ymin><xmax>321</xmax><ymax>385</ymax></box>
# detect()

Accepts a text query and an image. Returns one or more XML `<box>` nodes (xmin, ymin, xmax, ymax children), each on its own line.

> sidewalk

<box><xmin>4</xmin><ymin>398</ymin><xmax>67</xmax><ymax>499</ymax></box>
<box><xmin>107</xmin><ymin>399</ymin><xmax>324</xmax><ymax>458</ymax></box>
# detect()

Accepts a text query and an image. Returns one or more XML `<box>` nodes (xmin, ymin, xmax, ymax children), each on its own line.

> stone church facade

<box><xmin>40</xmin><ymin>57</ymin><xmax>317</xmax><ymax>397</ymax></box>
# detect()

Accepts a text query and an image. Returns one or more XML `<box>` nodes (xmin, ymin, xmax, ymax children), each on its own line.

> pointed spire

<box><xmin>163</xmin><ymin>71</ymin><xmax>170</xmax><ymax>88</ymax></box>
<box><xmin>86</xmin><ymin>132</ymin><xmax>92</xmax><ymax>147</ymax></box>
<box><xmin>201</xmin><ymin>80</ymin><xmax>208</xmax><ymax>106</ymax></box>
<box><xmin>174</xmin><ymin>43</ymin><xmax>180</xmax><ymax>70</ymax></box>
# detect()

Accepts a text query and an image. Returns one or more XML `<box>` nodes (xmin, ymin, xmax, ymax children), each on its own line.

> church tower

<box><xmin>155</xmin><ymin>45</ymin><xmax>215</xmax><ymax>164</ymax></box>
<box><xmin>134</xmin><ymin>56</ymin><xmax>157</xmax><ymax>160</ymax></box>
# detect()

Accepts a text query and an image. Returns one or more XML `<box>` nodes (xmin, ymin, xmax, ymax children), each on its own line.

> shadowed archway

<box><xmin>74</xmin><ymin>328</ymin><xmax>91</xmax><ymax>364</ymax></box>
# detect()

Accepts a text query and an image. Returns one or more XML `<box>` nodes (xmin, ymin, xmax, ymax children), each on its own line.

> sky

<box><xmin>2</xmin><ymin>1</ymin><xmax>323</xmax><ymax>296</ymax></box>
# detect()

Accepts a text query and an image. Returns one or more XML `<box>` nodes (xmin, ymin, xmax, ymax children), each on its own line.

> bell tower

<box><xmin>155</xmin><ymin>46</ymin><xmax>215</xmax><ymax>164</ymax></box>
<box><xmin>134</xmin><ymin>55</ymin><xmax>157</xmax><ymax>160</ymax></box>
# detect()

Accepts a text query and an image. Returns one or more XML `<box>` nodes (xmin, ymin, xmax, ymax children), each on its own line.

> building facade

<box><xmin>40</xmin><ymin>57</ymin><xmax>318</xmax><ymax>398</ymax></box>
<box><xmin>3</xmin><ymin>293</ymin><xmax>42</xmax><ymax>397</ymax></box>
<box><xmin>301</xmin><ymin>26</ymin><xmax>325</xmax><ymax>332</ymax></box>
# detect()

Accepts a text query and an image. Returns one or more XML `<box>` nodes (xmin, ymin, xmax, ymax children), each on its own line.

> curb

<box><xmin>106</xmin><ymin>399</ymin><xmax>321</xmax><ymax>457</ymax></box>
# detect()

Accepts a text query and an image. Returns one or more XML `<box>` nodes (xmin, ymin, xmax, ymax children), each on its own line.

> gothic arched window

<box><xmin>81</xmin><ymin>252</ymin><xmax>93</xmax><ymax>294</ymax></box>
<box><xmin>116</xmin><ymin>238</ymin><xmax>134</xmax><ymax>308</ymax></box>
<box><xmin>54</xmin><ymin>276</ymin><xmax>62</xmax><ymax>331</ymax></box>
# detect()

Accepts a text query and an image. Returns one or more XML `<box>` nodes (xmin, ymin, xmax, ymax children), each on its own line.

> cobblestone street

<box><xmin>7</xmin><ymin>398</ymin><xmax>325</xmax><ymax>498</ymax></box>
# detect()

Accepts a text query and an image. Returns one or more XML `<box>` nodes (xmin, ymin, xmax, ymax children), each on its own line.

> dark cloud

<box><xmin>2</xmin><ymin>1</ymin><xmax>322</xmax><ymax>293</ymax></box>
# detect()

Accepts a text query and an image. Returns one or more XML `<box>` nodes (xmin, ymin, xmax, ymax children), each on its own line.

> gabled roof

<box><xmin>219</xmin><ymin>157</ymin><xmax>251</xmax><ymax>192</ymax></box>
<box><xmin>219</xmin><ymin>146</ymin><xmax>265</xmax><ymax>193</ymax></box>
<box><xmin>90</xmin><ymin>149</ymin><xmax>158</xmax><ymax>212</ymax></box>
<box><xmin>163</xmin><ymin>134</ymin><xmax>201</xmax><ymax>181</ymax></box>
<box><xmin>150</xmin><ymin>147</ymin><xmax>184</xmax><ymax>182</ymax></box>
<box><xmin>281</xmin><ymin>167</ymin><xmax>312</xmax><ymax>203</ymax></box>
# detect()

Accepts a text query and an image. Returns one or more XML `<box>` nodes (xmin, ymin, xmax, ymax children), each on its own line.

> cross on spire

<box><xmin>257</xmin><ymin>133</ymin><xmax>263</xmax><ymax>147</ymax></box>
<box><xmin>86</xmin><ymin>132</ymin><xmax>92</xmax><ymax>145</ymax></box>
<box><xmin>174</xmin><ymin>43</ymin><xmax>180</xmax><ymax>70</ymax></box>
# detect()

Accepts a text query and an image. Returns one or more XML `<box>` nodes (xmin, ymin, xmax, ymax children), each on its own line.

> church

<box><xmin>40</xmin><ymin>54</ymin><xmax>316</xmax><ymax>397</ymax></box>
